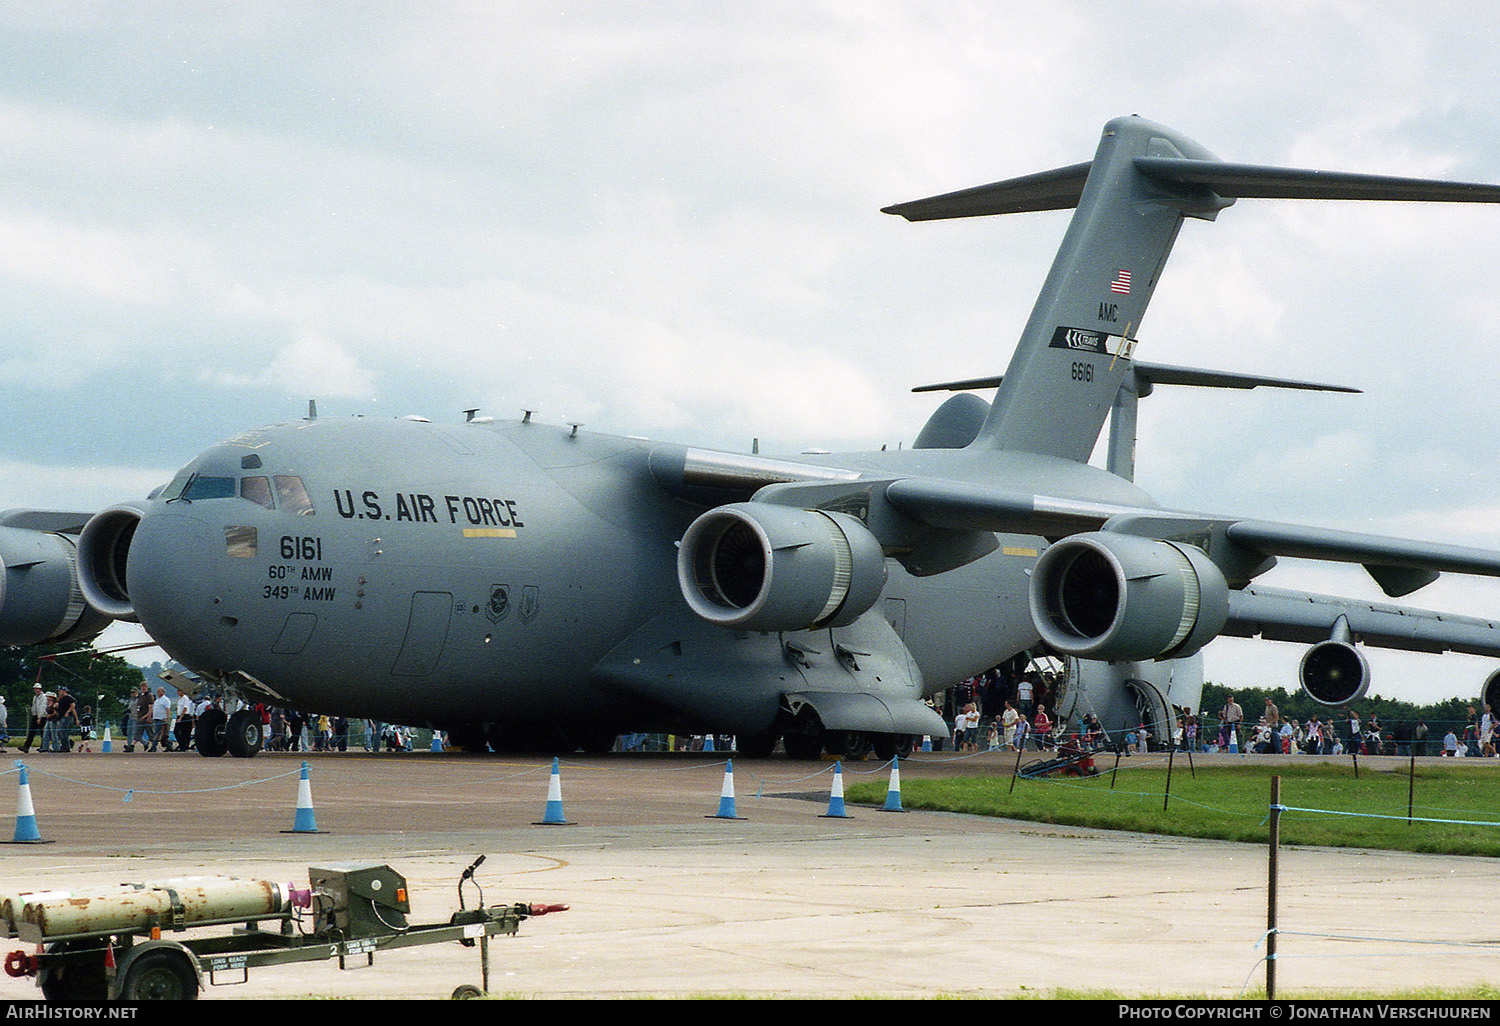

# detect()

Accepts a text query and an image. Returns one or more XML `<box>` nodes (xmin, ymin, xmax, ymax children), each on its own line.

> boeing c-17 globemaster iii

<box><xmin>7</xmin><ymin>115</ymin><xmax>1500</xmax><ymax>759</ymax></box>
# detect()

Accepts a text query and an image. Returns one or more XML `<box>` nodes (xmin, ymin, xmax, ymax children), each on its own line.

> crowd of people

<box><xmin>933</xmin><ymin>671</ymin><xmax>1500</xmax><ymax>762</ymax></box>
<box><xmin>937</xmin><ymin>665</ymin><xmax>1071</xmax><ymax>753</ymax></box>
<box><xmin>3</xmin><ymin>683</ymin><xmax>97</xmax><ymax>754</ymax></box>
<box><xmin>7</xmin><ymin>667</ymin><xmax>1500</xmax><ymax>762</ymax></box>
<box><xmin>1206</xmin><ymin>694</ymin><xmax>1500</xmax><ymax>758</ymax></box>
<box><xmin>0</xmin><ymin>680</ymin><xmax>424</xmax><ymax>755</ymax></box>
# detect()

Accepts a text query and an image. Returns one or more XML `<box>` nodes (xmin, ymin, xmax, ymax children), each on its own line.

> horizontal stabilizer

<box><xmin>1134</xmin><ymin>158</ymin><xmax>1500</xmax><ymax>204</ymax></box>
<box><xmin>881</xmin><ymin>162</ymin><xmax>1091</xmax><ymax>221</ymax></box>
<box><xmin>911</xmin><ymin>362</ymin><xmax>1361</xmax><ymax>396</ymax></box>
<box><xmin>882</xmin><ymin>157</ymin><xmax>1500</xmax><ymax>224</ymax></box>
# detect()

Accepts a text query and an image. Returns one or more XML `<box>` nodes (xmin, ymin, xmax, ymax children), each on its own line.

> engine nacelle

<box><xmin>1483</xmin><ymin>669</ymin><xmax>1500</xmax><ymax>721</ymax></box>
<box><xmin>0</xmin><ymin>526</ymin><xmax>112</xmax><ymax>645</ymax></box>
<box><xmin>1299</xmin><ymin>640</ymin><xmax>1370</xmax><ymax>706</ymax></box>
<box><xmin>77</xmin><ymin>504</ymin><xmax>146</xmax><ymax>622</ymax></box>
<box><xmin>678</xmin><ymin>502</ymin><xmax>887</xmax><ymax>632</ymax></box>
<box><xmin>1029</xmin><ymin>532</ymin><xmax>1229</xmax><ymax>661</ymax></box>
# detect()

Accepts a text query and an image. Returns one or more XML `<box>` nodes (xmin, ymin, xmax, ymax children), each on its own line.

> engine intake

<box><xmin>0</xmin><ymin>527</ymin><xmax>111</xmax><ymax>645</ymax></box>
<box><xmin>1029</xmin><ymin>532</ymin><xmax>1229</xmax><ymax>661</ymax></box>
<box><xmin>1483</xmin><ymin>669</ymin><xmax>1500</xmax><ymax>722</ymax></box>
<box><xmin>678</xmin><ymin>502</ymin><xmax>887</xmax><ymax>632</ymax></box>
<box><xmin>1299</xmin><ymin>640</ymin><xmax>1370</xmax><ymax>706</ymax></box>
<box><xmin>77</xmin><ymin>504</ymin><xmax>145</xmax><ymax>621</ymax></box>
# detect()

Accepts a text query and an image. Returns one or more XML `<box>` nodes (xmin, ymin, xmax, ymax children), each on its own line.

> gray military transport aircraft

<box><xmin>7</xmin><ymin>115</ymin><xmax>1500</xmax><ymax>759</ymax></box>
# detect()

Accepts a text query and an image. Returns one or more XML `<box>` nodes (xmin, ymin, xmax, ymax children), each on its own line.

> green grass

<box><xmin>846</xmin><ymin>762</ymin><xmax>1500</xmax><ymax>856</ymax></box>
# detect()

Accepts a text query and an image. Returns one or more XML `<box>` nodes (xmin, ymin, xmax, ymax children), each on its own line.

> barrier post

<box><xmin>1266</xmin><ymin>775</ymin><xmax>1281</xmax><ymax>1001</ymax></box>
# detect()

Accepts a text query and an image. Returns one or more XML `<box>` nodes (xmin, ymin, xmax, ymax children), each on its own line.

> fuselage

<box><xmin>117</xmin><ymin>414</ymin><xmax>1155</xmax><ymax>735</ymax></box>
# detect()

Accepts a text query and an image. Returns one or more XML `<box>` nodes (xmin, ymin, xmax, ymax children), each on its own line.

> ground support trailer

<box><xmin>4</xmin><ymin>859</ymin><xmax>564</xmax><ymax>1000</ymax></box>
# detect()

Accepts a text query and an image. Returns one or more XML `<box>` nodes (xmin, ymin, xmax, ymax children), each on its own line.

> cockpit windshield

<box><xmin>158</xmin><ymin>464</ymin><xmax>314</xmax><ymax>515</ymax></box>
<box><xmin>274</xmin><ymin>475</ymin><xmax>315</xmax><ymax>516</ymax></box>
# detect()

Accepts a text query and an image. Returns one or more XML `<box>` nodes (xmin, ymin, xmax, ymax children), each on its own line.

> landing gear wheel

<box><xmin>735</xmin><ymin>732</ymin><xmax>776</xmax><ymax>758</ymax></box>
<box><xmin>225</xmin><ymin>709</ymin><xmax>263</xmax><ymax>758</ymax></box>
<box><xmin>194</xmin><ymin>708</ymin><xmax>228</xmax><ymax>758</ymax></box>
<box><xmin>452</xmin><ymin>984</ymin><xmax>485</xmax><ymax>999</ymax></box>
<box><xmin>783</xmin><ymin>728</ymin><xmax>824</xmax><ymax>760</ymax></box>
<box><xmin>873</xmin><ymin>734</ymin><xmax>915</xmax><ymax>760</ymax></box>
<box><xmin>568</xmin><ymin>729</ymin><xmax>619</xmax><ymax>754</ymax></box>
<box><xmin>827</xmin><ymin>731</ymin><xmax>873</xmax><ymax>760</ymax></box>
<box><xmin>119</xmin><ymin>949</ymin><xmax>198</xmax><ymax>1000</ymax></box>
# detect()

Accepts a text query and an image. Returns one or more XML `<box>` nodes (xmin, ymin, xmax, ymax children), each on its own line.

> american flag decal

<box><xmin>1110</xmin><ymin>269</ymin><xmax>1132</xmax><ymax>295</ymax></box>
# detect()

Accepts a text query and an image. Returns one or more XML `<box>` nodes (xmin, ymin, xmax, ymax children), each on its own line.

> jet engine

<box><xmin>1483</xmin><ymin>668</ymin><xmax>1500</xmax><ymax>721</ymax></box>
<box><xmin>1298</xmin><ymin>640</ymin><xmax>1370</xmax><ymax>706</ymax></box>
<box><xmin>75</xmin><ymin>504</ymin><xmax>146</xmax><ymax>622</ymax></box>
<box><xmin>1029</xmin><ymin>532</ymin><xmax>1229</xmax><ymax>661</ymax></box>
<box><xmin>678</xmin><ymin>502</ymin><xmax>887</xmax><ymax>632</ymax></box>
<box><xmin>0</xmin><ymin>523</ymin><xmax>112</xmax><ymax>645</ymax></box>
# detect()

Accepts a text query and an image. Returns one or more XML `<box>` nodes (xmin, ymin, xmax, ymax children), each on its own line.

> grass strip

<box><xmin>846</xmin><ymin>762</ymin><xmax>1500</xmax><ymax>856</ymax></box>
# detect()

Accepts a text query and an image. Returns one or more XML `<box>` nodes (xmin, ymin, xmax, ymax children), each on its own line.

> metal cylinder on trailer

<box><xmin>19</xmin><ymin>877</ymin><xmax>291</xmax><ymax>940</ymax></box>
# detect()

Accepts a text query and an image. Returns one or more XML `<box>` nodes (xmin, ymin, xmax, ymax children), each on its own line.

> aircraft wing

<box><xmin>1223</xmin><ymin>585</ymin><xmax>1500</xmax><ymax>657</ymax></box>
<box><xmin>882</xmin><ymin>477</ymin><xmax>1500</xmax><ymax>597</ymax></box>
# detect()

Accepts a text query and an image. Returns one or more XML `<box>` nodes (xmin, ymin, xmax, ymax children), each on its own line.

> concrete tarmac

<box><xmin>0</xmin><ymin>747</ymin><xmax>1496</xmax><ymax>1000</ymax></box>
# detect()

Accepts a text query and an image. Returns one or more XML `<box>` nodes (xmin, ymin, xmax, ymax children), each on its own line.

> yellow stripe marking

<box><xmin>1002</xmin><ymin>547</ymin><xmax>1038</xmax><ymax>558</ymax></box>
<box><xmin>463</xmin><ymin>528</ymin><xmax>518</xmax><ymax>539</ymax></box>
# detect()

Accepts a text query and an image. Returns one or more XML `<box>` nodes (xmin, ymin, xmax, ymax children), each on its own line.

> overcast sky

<box><xmin>4</xmin><ymin>2</ymin><xmax>1500</xmax><ymax>704</ymax></box>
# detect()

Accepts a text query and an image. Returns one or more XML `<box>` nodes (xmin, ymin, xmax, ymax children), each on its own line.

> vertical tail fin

<box><xmin>885</xmin><ymin>116</ymin><xmax>1229</xmax><ymax>461</ymax></box>
<box><xmin>884</xmin><ymin>115</ymin><xmax>1500</xmax><ymax>462</ymax></box>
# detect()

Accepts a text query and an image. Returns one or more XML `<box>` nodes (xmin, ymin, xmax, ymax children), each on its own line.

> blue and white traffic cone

<box><xmin>284</xmin><ymin>761</ymin><xmax>321</xmax><ymax>833</ymax></box>
<box><xmin>101</xmin><ymin>728</ymin><xmax>112</xmax><ymax>754</ymax></box>
<box><xmin>702</xmin><ymin>734</ymin><xmax>715</xmax><ymax>753</ymax></box>
<box><xmin>534</xmin><ymin>758</ymin><xmax>574</xmax><ymax>825</ymax></box>
<box><xmin>709</xmin><ymin>759</ymin><xmax>744</xmax><ymax>819</ymax></box>
<box><xmin>820</xmin><ymin>761</ymin><xmax>851</xmax><ymax>819</ymax></box>
<box><xmin>430</xmin><ymin>731</ymin><xmax>444</xmax><ymax>753</ymax></box>
<box><xmin>11</xmin><ymin>764</ymin><xmax>43</xmax><ymax>843</ymax></box>
<box><xmin>883</xmin><ymin>755</ymin><xmax>905</xmax><ymax>812</ymax></box>
<box><xmin>921</xmin><ymin>736</ymin><xmax>932</xmax><ymax>753</ymax></box>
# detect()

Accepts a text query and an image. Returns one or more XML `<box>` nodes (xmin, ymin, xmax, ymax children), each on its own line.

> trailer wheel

<box><xmin>38</xmin><ymin>943</ymin><xmax>107</xmax><ymax>1003</ymax></box>
<box><xmin>451</xmin><ymin>984</ymin><xmax>485</xmax><ymax>999</ymax></box>
<box><xmin>119</xmin><ymin>949</ymin><xmax>198</xmax><ymax>1001</ymax></box>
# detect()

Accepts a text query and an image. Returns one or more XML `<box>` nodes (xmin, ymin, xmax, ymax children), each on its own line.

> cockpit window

<box><xmin>158</xmin><ymin>468</ymin><xmax>193</xmax><ymax>502</ymax></box>
<box><xmin>182</xmin><ymin>475</ymin><xmax>235</xmax><ymax>501</ymax></box>
<box><xmin>240</xmin><ymin>476</ymin><xmax>274</xmax><ymax>509</ymax></box>
<box><xmin>274</xmin><ymin>475</ymin><xmax>315</xmax><ymax>516</ymax></box>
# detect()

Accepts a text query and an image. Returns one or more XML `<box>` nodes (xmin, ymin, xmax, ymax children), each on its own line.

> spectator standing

<box><xmin>19</xmin><ymin>683</ymin><xmax>46</xmax><ymax>753</ymax></box>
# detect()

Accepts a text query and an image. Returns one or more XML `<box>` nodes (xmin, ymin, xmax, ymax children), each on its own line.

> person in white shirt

<box><xmin>148</xmin><ymin>688</ymin><xmax>173</xmax><ymax>752</ymax></box>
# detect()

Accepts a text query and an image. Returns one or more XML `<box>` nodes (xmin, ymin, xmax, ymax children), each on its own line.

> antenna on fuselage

<box><xmin>306</xmin><ymin>400</ymin><xmax>318</xmax><ymax>421</ymax></box>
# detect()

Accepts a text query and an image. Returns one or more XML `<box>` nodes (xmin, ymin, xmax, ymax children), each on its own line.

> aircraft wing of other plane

<box><xmin>1224</xmin><ymin>585</ymin><xmax>1500</xmax><ymax>657</ymax></box>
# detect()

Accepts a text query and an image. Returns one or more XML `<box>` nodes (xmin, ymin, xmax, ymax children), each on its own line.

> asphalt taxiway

<box><xmin>0</xmin><ymin>748</ymin><xmax>1496</xmax><ymax>1000</ymax></box>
